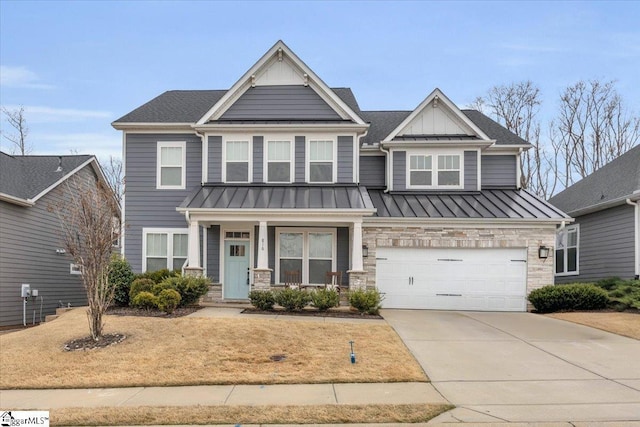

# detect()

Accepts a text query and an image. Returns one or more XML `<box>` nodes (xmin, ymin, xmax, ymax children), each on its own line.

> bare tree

<box><xmin>553</xmin><ymin>80</ymin><xmax>639</xmax><ymax>185</ymax></box>
<box><xmin>1</xmin><ymin>106</ymin><xmax>31</xmax><ymax>155</ymax></box>
<box><xmin>101</xmin><ymin>156</ymin><xmax>124</xmax><ymax>203</ymax></box>
<box><xmin>55</xmin><ymin>177</ymin><xmax>120</xmax><ymax>340</ymax></box>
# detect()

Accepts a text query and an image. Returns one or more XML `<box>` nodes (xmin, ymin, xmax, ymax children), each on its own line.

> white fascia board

<box><xmin>0</xmin><ymin>192</ymin><xmax>34</xmax><ymax>207</ymax></box>
<box><xmin>192</xmin><ymin>123</ymin><xmax>369</xmax><ymax>133</ymax></box>
<box><xmin>363</xmin><ymin>217</ymin><xmax>570</xmax><ymax>228</ymax></box>
<box><xmin>30</xmin><ymin>157</ymin><xmax>96</xmax><ymax>203</ymax></box>
<box><xmin>181</xmin><ymin>209</ymin><xmax>376</xmax><ymax>225</ymax></box>
<box><xmin>483</xmin><ymin>144</ymin><xmax>532</xmax><ymax>153</ymax></box>
<box><xmin>383</xmin><ymin>88</ymin><xmax>492</xmax><ymax>142</ymax></box>
<box><xmin>381</xmin><ymin>140</ymin><xmax>495</xmax><ymax>149</ymax></box>
<box><xmin>195</xmin><ymin>40</ymin><xmax>366</xmax><ymax>125</ymax></box>
<box><xmin>112</xmin><ymin>122</ymin><xmax>194</xmax><ymax>131</ymax></box>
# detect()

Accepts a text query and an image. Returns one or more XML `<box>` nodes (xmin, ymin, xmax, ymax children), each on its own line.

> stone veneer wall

<box><xmin>362</xmin><ymin>224</ymin><xmax>556</xmax><ymax>295</ymax></box>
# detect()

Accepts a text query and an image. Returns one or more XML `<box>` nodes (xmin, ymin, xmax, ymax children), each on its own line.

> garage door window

<box><xmin>556</xmin><ymin>225</ymin><xmax>579</xmax><ymax>275</ymax></box>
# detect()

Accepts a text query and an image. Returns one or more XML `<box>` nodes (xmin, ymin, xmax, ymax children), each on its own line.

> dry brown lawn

<box><xmin>546</xmin><ymin>312</ymin><xmax>640</xmax><ymax>340</ymax></box>
<box><xmin>51</xmin><ymin>403</ymin><xmax>452</xmax><ymax>426</ymax></box>
<box><xmin>0</xmin><ymin>308</ymin><xmax>426</xmax><ymax>389</ymax></box>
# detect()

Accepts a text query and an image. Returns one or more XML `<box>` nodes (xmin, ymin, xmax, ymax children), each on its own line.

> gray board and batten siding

<box><xmin>481</xmin><ymin>155</ymin><xmax>517</xmax><ymax>188</ymax></box>
<box><xmin>125</xmin><ymin>133</ymin><xmax>201</xmax><ymax>272</ymax></box>
<box><xmin>555</xmin><ymin>204</ymin><xmax>636</xmax><ymax>283</ymax></box>
<box><xmin>219</xmin><ymin>86</ymin><xmax>344</xmax><ymax>121</ymax></box>
<box><xmin>0</xmin><ymin>166</ymin><xmax>98</xmax><ymax>327</ymax></box>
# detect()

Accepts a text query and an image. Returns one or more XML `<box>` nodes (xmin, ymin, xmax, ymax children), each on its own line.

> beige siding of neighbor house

<box><xmin>361</xmin><ymin>224</ymin><xmax>556</xmax><ymax>296</ymax></box>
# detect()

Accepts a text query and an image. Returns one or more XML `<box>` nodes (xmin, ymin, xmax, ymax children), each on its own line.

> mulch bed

<box><xmin>64</xmin><ymin>333</ymin><xmax>127</xmax><ymax>351</ymax></box>
<box><xmin>241</xmin><ymin>307</ymin><xmax>382</xmax><ymax>319</ymax></box>
<box><xmin>106</xmin><ymin>306</ymin><xmax>202</xmax><ymax>318</ymax></box>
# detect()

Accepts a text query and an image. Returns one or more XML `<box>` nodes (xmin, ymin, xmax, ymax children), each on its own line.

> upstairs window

<box><xmin>409</xmin><ymin>155</ymin><xmax>432</xmax><ymax>186</ymax></box>
<box><xmin>406</xmin><ymin>151</ymin><xmax>462</xmax><ymax>189</ymax></box>
<box><xmin>556</xmin><ymin>224</ymin><xmax>579</xmax><ymax>275</ymax></box>
<box><xmin>267</xmin><ymin>140</ymin><xmax>292</xmax><ymax>182</ymax></box>
<box><xmin>225</xmin><ymin>140</ymin><xmax>250</xmax><ymax>182</ymax></box>
<box><xmin>157</xmin><ymin>142</ymin><xmax>186</xmax><ymax>189</ymax></box>
<box><xmin>309</xmin><ymin>140</ymin><xmax>334</xmax><ymax>183</ymax></box>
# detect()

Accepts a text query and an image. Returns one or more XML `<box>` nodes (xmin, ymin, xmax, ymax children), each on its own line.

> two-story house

<box><xmin>112</xmin><ymin>41</ymin><xmax>568</xmax><ymax>312</ymax></box>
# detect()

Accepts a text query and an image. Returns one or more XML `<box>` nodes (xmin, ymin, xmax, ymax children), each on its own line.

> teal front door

<box><xmin>224</xmin><ymin>240</ymin><xmax>250</xmax><ymax>299</ymax></box>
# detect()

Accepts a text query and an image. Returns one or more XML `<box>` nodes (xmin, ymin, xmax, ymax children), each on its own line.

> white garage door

<box><xmin>376</xmin><ymin>247</ymin><xmax>527</xmax><ymax>311</ymax></box>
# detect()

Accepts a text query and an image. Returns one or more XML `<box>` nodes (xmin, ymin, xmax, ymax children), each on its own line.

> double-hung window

<box><xmin>267</xmin><ymin>140</ymin><xmax>292</xmax><ymax>182</ymax></box>
<box><xmin>556</xmin><ymin>224</ymin><xmax>579</xmax><ymax>275</ymax></box>
<box><xmin>157</xmin><ymin>142</ymin><xmax>186</xmax><ymax>189</ymax></box>
<box><xmin>276</xmin><ymin>228</ymin><xmax>335</xmax><ymax>285</ymax></box>
<box><xmin>144</xmin><ymin>229</ymin><xmax>188</xmax><ymax>272</ymax></box>
<box><xmin>407</xmin><ymin>152</ymin><xmax>462</xmax><ymax>188</ymax></box>
<box><xmin>225</xmin><ymin>140</ymin><xmax>250</xmax><ymax>182</ymax></box>
<box><xmin>309</xmin><ymin>140</ymin><xmax>334</xmax><ymax>183</ymax></box>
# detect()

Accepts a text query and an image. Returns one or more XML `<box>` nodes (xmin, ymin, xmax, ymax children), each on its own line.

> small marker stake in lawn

<box><xmin>349</xmin><ymin>340</ymin><xmax>356</xmax><ymax>364</ymax></box>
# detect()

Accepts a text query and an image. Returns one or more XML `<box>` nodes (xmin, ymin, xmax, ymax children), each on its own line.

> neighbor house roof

<box><xmin>0</xmin><ymin>152</ymin><xmax>95</xmax><ymax>205</ymax></box>
<box><xmin>179</xmin><ymin>184</ymin><xmax>375</xmax><ymax>211</ymax></box>
<box><xmin>548</xmin><ymin>144</ymin><xmax>640</xmax><ymax>215</ymax></box>
<box><xmin>369</xmin><ymin>189</ymin><xmax>568</xmax><ymax>220</ymax></box>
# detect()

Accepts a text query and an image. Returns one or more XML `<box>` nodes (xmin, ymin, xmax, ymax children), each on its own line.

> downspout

<box><xmin>626</xmin><ymin>198</ymin><xmax>639</xmax><ymax>278</ymax></box>
<box><xmin>379</xmin><ymin>144</ymin><xmax>391</xmax><ymax>193</ymax></box>
<box><xmin>194</xmin><ymin>129</ymin><xmax>206</xmax><ymax>185</ymax></box>
<box><xmin>516</xmin><ymin>147</ymin><xmax>523</xmax><ymax>189</ymax></box>
<box><xmin>355</xmin><ymin>128</ymin><xmax>368</xmax><ymax>185</ymax></box>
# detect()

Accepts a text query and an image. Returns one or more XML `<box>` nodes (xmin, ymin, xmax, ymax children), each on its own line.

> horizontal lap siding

<box><xmin>393</xmin><ymin>151</ymin><xmax>406</xmax><ymax>191</ymax></box>
<box><xmin>295</xmin><ymin>136</ymin><xmax>305</xmax><ymax>183</ymax></box>
<box><xmin>207</xmin><ymin>225</ymin><xmax>220</xmax><ymax>282</ymax></box>
<box><xmin>253</xmin><ymin>136</ymin><xmax>264</xmax><ymax>183</ymax></box>
<box><xmin>360</xmin><ymin>156</ymin><xmax>386</xmax><ymax>187</ymax></box>
<box><xmin>464</xmin><ymin>151</ymin><xmax>478</xmax><ymax>190</ymax></box>
<box><xmin>0</xmin><ymin>166</ymin><xmax>98</xmax><ymax>326</ymax></box>
<box><xmin>337</xmin><ymin>136</ymin><xmax>354</xmax><ymax>183</ymax></box>
<box><xmin>556</xmin><ymin>204</ymin><xmax>636</xmax><ymax>283</ymax></box>
<box><xmin>481</xmin><ymin>155</ymin><xmax>517</xmax><ymax>188</ymax></box>
<box><xmin>125</xmin><ymin>133</ymin><xmax>202</xmax><ymax>273</ymax></box>
<box><xmin>208</xmin><ymin>136</ymin><xmax>222</xmax><ymax>182</ymax></box>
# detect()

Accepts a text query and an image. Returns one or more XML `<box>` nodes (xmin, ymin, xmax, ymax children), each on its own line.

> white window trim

<box><xmin>405</xmin><ymin>149</ymin><xmax>464</xmax><ymax>190</ymax></box>
<box><xmin>556</xmin><ymin>224</ymin><xmax>580</xmax><ymax>276</ymax></box>
<box><xmin>306</xmin><ymin>136</ymin><xmax>337</xmax><ymax>183</ymax></box>
<box><xmin>70</xmin><ymin>263</ymin><xmax>83</xmax><ymax>275</ymax></box>
<box><xmin>275</xmin><ymin>227</ymin><xmax>337</xmax><ymax>285</ymax></box>
<box><xmin>264</xmin><ymin>137</ymin><xmax>294</xmax><ymax>183</ymax></box>
<box><xmin>142</xmin><ymin>228</ymin><xmax>189</xmax><ymax>273</ymax></box>
<box><xmin>222</xmin><ymin>136</ymin><xmax>252</xmax><ymax>183</ymax></box>
<box><xmin>156</xmin><ymin>141</ymin><xmax>187</xmax><ymax>190</ymax></box>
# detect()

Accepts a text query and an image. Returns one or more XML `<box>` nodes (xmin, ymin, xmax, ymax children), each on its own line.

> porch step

<box><xmin>44</xmin><ymin>314</ymin><xmax>58</xmax><ymax>322</ymax></box>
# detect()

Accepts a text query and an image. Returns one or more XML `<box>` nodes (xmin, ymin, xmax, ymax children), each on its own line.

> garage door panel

<box><xmin>376</xmin><ymin>248</ymin><xmax>527</xmax><ymax>312</ymax></box>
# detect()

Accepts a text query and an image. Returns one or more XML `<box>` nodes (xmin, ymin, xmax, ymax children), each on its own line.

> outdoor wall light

<box><xmin>362</xmin><ymin>245</ymin><xmax>368</xmax><ymax>258</ymax></box>
<box><xmin>538</xmin><ymin>246</ymin><xmax>550</xmax><ymax>259</ymax></box>
<box><xmin>55</xmin><ymin>249</ymin><xmax>66</xmax><ymax>255</ymax></box>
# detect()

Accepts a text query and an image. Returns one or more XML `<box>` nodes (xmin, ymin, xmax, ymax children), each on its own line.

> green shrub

<box><xmin>108</xmin><ymin>255</ymin><xmax>135</xmax><ymax>307</ymax></box>
<box><xmin>527</xmin><ymin>284</ymin><xmax>609</xmax><ymax>313</ymax></box>
<box><xmin>131</xmin><ymin>291</ymin><xmax>158</xmax><ymax>310</ymax></box>
<box><xmin>249</xmin><ymin>290</ymin><xmax>276</xmax><ymax>310</ymax></box>
<box><xmin>129</xmin><ymin>278</ymin><xmax>155</xmax><ymax>301</ymax></box>
<box><xmin>160</xmin><ymin>276</ymin><xmax>211</xmax><ymax>307</ymax></box>
<box><xmin>135</xmin><ymin>268</ymin><xmax>180</xmax><ymax>284</ymax></box>
<box><xmin>157</xmin><ymin>289</ymin><xmax>181</xmax><ymax>314</ymax></box>
<box><xmin>274</xmin><ymin>288</ymin><xmax>311</xmax><ymax>311</ymax></box>
<box><xmin>595</xmin><ymin>277</ymin><xmax>623</xmax><ymax>290</ymax></box>
<box><xmin>348</xmin><ymin>288</ymin><xmax>383</xmax><ymax>315</ymax></box>
<box><xmin>310</xmin><ymin>288</ymin><xmax>340</xmax><ymax>311</ymax></box>
<box><xmin>151</xmin><ymin>281</ymin><xmax>176</xmax><ymax>295</ymax></box>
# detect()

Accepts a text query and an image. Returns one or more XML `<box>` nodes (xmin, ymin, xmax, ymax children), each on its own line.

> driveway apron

<box><xmin>382</xmin><ymin>309</ymin><xmax>640</xmax><ymax>423</ymax></box>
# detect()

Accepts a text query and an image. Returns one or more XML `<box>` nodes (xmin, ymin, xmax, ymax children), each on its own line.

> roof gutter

<box><xmin>378</xmin><ymin>144</ymin><xmax>391</xmax><ymax>193</ymax></box>
<box><xmin>0</xmin><ymin>192</ymin><xmax>34</xmax><ymax>207</ymax></box>
<box><xmin>626</xmin><ymin>198</ymin><xmax>639</xmax><ymax>278</ymax></box>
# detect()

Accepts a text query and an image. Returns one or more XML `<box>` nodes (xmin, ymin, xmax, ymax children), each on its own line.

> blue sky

<box><xmin>1</xmin><ymin>0</ymin><xmax>638</xmax><ymax>160</ymax></box>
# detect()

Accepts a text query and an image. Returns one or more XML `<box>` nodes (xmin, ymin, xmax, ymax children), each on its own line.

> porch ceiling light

<box><xmin>362</xmin><ymin>245</ymin><xmax>368</xmax><ymax>258</ymax></box>
<box><xmin>538</xmin><ymin>245</ymin><xmax>550</xmax><ymax>259</ymax></box>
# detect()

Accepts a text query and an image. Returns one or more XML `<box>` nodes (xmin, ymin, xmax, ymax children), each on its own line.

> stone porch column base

<box><xmin>347</xmin><ymin>270</ymin><xmax>367</xmax><ymax>290</ymax></box>
<box><xmin>252</xmin><ymin>268</ymin><xmax>272</xmax><ymax>291</ymax></box>
<box><xmin>184</xmin><ymin>267</ymin><xmax>204</xmax><ymax>277</ymax></box>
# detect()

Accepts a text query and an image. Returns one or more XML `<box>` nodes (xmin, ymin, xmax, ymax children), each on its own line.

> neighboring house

<box><xmin>0</xmin><ymin>152</ymin><xmax>112</xmax><ymax>326</ymax></box>
<box><xmin>112</xmin><ymin>40</ymin><xmax>568</xmax><ymax>312</ymax></box>
<box><xmin>549</xmin><ymin>144</ymin><xmax>640</xmax><ymax>283</ymax></box>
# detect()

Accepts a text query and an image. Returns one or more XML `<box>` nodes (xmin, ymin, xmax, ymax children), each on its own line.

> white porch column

<box><xmin>351</xmin><ymin>221</ymin><xmax>364</xmax><ymax>271</ymax></box>
<box><xmin>257</xmin><ymin>221</ymin><xmax>268</xmax><ymax>269</ymax></box>
<box><xmin>187</xmin><ymin>220</ymin><xmax>201</xmax><ymax>269</ymax></box>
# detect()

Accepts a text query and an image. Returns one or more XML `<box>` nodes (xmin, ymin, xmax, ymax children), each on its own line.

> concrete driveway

<box><xmin>383</xmin><ymin>310</ymin><xmax>640</xmax><ymax>423</ymax></box>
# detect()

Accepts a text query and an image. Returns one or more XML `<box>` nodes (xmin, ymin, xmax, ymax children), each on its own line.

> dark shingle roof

<box><xmin>461</xmin><ymin>110</ymin><xmax>531</xmax><ymax>146</ymax></box>
<box><xmin>369</xmin><ymin>189</ymin><xmax>568</xmax><ymax>220</ymax></box>
<box><xmin>0</xmin><ymin>152</ymin><xmax>93</xmax><ymax>201</ymax></box>
<box><xmin>360</xmin><ymin>111</ymin><xmax>411</xmax><ymax>146</ymax></box>
<box><xmin>114</xmin><ymin>88</ymin><xmax>362</xmax><ymax>124</ymax></box>
<box><xmin>180</xmin><ymin>184</ymin><xmax>375</xmax><ymax>210</ymax></box>
<box><xmin>548</xmin><ymin>144</ymin><xmax>640</xmax><ymax>214</ymax></box>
